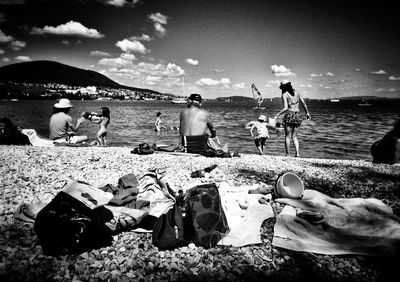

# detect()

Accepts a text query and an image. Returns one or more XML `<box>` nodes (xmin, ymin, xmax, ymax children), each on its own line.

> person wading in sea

<box><xmin>274</xmin><ymin>80</ymin><xmax>311</xmax><ymax>157</ymax></box>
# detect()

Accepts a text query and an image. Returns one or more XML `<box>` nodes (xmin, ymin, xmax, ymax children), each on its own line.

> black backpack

<box><xmin>152</xmin><ymin>205</ymin><xmax>190</xmax><ymax>250</ymax></box>
<box><xmin>34</xmin><ymin>192</ymin><xmax>113</xmax><ymax>256</ymax></box>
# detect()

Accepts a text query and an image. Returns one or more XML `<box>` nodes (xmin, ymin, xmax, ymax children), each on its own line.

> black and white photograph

<box><xmin>1</xmin><ymin>0</ymin><xmax>399</xmax><ymax>281</ymax></box>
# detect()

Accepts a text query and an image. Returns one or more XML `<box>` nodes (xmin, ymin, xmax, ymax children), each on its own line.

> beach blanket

<box><xmin>217</xmin><ymin>182</ymin><xmax>274</xmax><ymax>247</ymax></box>
<box><xmin>273</xmin><ymin>189</ymin><xmax>400</xmax><ymax>256</ymax></box>
<box><xmin>21</xmin><ymin>129</ymin><xmax>54</xmax><ymax>147</ymax></box>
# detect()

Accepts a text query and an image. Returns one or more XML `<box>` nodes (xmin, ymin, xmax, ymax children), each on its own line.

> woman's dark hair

<box><xmin>100</xmin><ymin>107</ymin><xmax>110</xmax><ymax>118</ymax></box>
<box><xmin>156</xmin><ymin>112</ymin><xmax>162</xmax><ymax>117</ymax></box>
<box><xmin>52</xmin><ymin>107</ymin><xmax>70</xmax><ymax>114</ymax></box>
<box><xmin>0</xmin><ymin>117</ymin><xmax>13</xmax><ymax>128</ymax></box>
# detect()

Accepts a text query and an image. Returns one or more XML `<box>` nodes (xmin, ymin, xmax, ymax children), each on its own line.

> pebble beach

<box><xmin>1</xmin><ymin>145</ymin><xmax>400</xmax><ymax>281</ymax></box>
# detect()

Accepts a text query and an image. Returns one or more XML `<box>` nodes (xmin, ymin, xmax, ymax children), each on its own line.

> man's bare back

<box><xmin>180</xmin><ymin>107</ymin><xmax>210</xmax><ymax>136</ymax></box>
<box><xmin>179</xmin><ymin>94</ymin><xmax>216</xmax><ymax>137</ymax></box>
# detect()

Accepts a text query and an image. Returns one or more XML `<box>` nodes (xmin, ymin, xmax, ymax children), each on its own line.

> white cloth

<box><xmin>273</xmin><ymin>189</ymin><xmax>400</xmax><ymax>256</ymax></box>
<box><xmin>21</xmin><ymin>129</ymin><xmax>54</xmax><ymax>147</ymax></box>
<box><xmin>217</xmin><ymin>182</ymin><xmax>274</xmax><ymax>247</ymax></box>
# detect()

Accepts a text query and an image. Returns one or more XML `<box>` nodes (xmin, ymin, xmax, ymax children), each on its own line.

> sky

<box><xmin>0</xmin><ymin>0</ymin><xmax>399</xmax><ymax>99</ymax></box>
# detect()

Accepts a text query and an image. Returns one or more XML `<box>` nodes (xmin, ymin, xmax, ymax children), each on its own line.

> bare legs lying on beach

<box><xmin>284</xmin><ymin>125</ymin><xmax>300</xmax><ymax>157</ymax></box>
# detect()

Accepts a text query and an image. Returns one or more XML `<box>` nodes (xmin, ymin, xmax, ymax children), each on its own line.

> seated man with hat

<box><xmin>49</xmin><ymin>98</ymin><xmax>88</xmax><ymax>144</ymax></box>
<box><xmin>179</xmin><ymin>94</ymin><xmax>217</xmax><ymax>154</ymax></box>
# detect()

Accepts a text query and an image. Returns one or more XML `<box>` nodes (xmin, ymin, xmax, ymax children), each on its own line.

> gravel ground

<box><xmin>1</xmin><ymin>146</ymin><xmax>400</xmax><ymax>282</ymax></box>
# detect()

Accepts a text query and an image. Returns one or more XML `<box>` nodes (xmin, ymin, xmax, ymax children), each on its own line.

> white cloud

<box><xmin>374</xmin><ymin>88</ymin><xmax>386</xmax><ymax>92</ymax></box>
<box><xmin>220</xmin><ymin>78</ymin><xmax>230</xmax><ymax>84</ymax></box>
<box><xmin>326</xmin><ymin>72</ymin><xmax>334</xmax><ymax>76</ymax></box>
<box><xmin>120</xmin><ymin>53</ymin><xmax>136</xmax><ymax>61</ymax></box>
<box><xmin>186</xmin><ymin>58</ymin><xmax>199</xmax><ymax>66</ymax></box>
<box><xmin>0</xmin><ymin>49</ymin><xmax>4</xmax><ymax>55</ymax></box>
<box><xmin>149</xmin><ymin>12</ymin><xmax>168</xmax><ymax>25</ymax></box>
<box><xmin>105</xmin><ymin>61</ymin><xmax>185</xmax><ymax>89</ymax></box>
<box><xmin>104</xmin><ymin>0</ymin><xmax>140</xmax><ymax>7</ymax></box>
<box><xmin>116</xmin><ymin>39</ymin><xmax>147</xmax><ymax>54</ymax></box>
<box><xmin>196</xmin><ymin>77</ymin><xmax>231</xmax><ymax>87</ymax></box>
<box><xmin>98</xmin><ymin>57</ymin><xmax>133</xmax><ymax>68</ymax></box>
<box><xmin>310</xmin><ymin>73</ymin><xmax>323</xmax><ymax>77</ymax></box>
<box><xmin>388</xmin><ymin>88</ymin><xmax>397</xmax><ymax>92</ymax></box>
<box><xmin>15</xmin><ymin>55</ymin><xmax>31</xmax><ymax>61</ymax></box>
<box><xmin>354</xmin><ymin>68</ymin><xmax>361</xmax><ymax>72</ymax></box>
<box><xmin>271</xmin><ymin>64</ymin><xmax>296</xmax><ymax>77</ymax></box>
<box><xmin>0</xmin><ymin>29</ymin><xmax>14</xmax><ymax>43</ymax></box>
<box><xmin>90</xmin><ymin>50</ymin><xmax>111</xmax><ymax>57</ymax></box>
<box><xmin>154</xmin><ymin>23</ymin><xmax>167</xmax><ymax>37</ymax></box>
<box><xmin>129</xmin><ymin>34</ymin><xmax>152</xmax><ymax>41</ymax></box>
<box><xmin>148</xmin><ymin>12</ymin><xmax>168</xmax><ymax>37</ymax></box>
<box><xmin>266</xmin><ymin>80</ymin><xmax>281</xmax><ymax>88</ymax></box>
<box><xmin>300</xmin><ymin>84</ymin><xmax>312</xmax><ymax>88</ymax></box>
<box><xmin>214</xmin><ymin>69</ymin><xmax>225</xmax><ymax>73</ymax></box>
<box><xmin>1</xmin><ymin>57</ymin><xmax>10</xmax><ymax>63</ymax></box>
<box><xmin>62</xmin><ymin>40</ymin><xmax>71</xmax><ymax>45</ymax></box>
<box><xmin>233</xmin><ymin>82</ymin><xmax>245</xmax><ymax>89</ymax></box>
<box><xmin>388</xmin><ymin>76</ymin><xmax>400</xmax><ymax>81</ymax></box>
<box><xmin>10</xmin><ymin>40</ymin><xmax>26</xmax><ymax>51</ymax></box>
<box><xmin>370</xmin><ymin>69</ymin><xmax>387</xmax><ymax>75</ymax></box>
<box><xmin>31</xmin><ymin>20</ymin><xmax>104</xmax><ymax>39</ymax></box>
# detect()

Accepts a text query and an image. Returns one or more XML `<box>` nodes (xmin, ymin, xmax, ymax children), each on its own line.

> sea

<box><xmin>1</xmin><ymin>99</ymin><xmax>399</xmax><ymax>160</ymax></box>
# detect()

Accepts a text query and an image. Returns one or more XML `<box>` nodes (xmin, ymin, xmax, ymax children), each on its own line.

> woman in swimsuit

<box><xmin>274</xmin><ymin>80</ymin><xmax>311</xmax><ymax>157</ymax></box>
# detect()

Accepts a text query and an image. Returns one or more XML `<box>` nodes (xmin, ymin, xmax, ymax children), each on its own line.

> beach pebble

<box><xmin>1</xmin><ymin>146</ymin><xmax>399</xmax><ymax>281</ymax></box>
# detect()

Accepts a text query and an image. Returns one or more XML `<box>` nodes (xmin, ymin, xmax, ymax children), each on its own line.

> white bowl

<box><xmin>275</xmin><ymin>172</ymin><xmax>304</xmax><ymax>199</ymax></box>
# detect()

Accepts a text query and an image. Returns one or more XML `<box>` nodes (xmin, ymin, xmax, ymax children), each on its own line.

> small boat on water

<box><xmin>358</xmin><ymin>99</ymin><xmax>372</xmax><ymax>107</ymax></box>
<box><xmin>330</xmin><ymin>98</ymin><xmax>340</xmax><ymax>103</ymax></box>
<box><xmin>172</xmin><ymin>98</ymin><xmax>187</xmax><ymax>104</ymax></box>
<box><xmin>97</xmin><ymin>97</ymin><xmax>113</xmax><ymax>101</ymax></box>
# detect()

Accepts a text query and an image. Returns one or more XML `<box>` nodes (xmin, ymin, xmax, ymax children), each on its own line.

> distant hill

<box><xmin>0</xmin><ymin>60</ymin><xmax>159</xmax><ymax>94</ymax></box>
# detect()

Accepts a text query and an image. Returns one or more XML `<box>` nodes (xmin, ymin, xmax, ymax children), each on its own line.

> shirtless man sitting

<box><xmin>179</xmin><ymin>94</ymin><xmax>216</xmax><ymax>154</ymax></box>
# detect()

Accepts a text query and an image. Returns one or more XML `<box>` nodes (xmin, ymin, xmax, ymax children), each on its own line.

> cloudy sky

<box><xmin>0</xmin><ymin>0</ymin><xmax>399</xmax><ymax>99</ymax></box>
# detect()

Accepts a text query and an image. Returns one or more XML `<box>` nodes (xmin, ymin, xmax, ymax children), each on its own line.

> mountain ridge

<box><xmin>0</xmin><ymin>60</ymin><xmax>160</xmax><ymax>94</ymax></box>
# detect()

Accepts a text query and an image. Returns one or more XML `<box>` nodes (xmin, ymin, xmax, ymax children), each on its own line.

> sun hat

<box><xmin>279</xmin><ymin>79</ymin><xmax>292</xmax><ymax>90</ymax></box>
<box><xmin>258</xmin><ymin>115</ymin><xmax>267</xmax><ymax>122</ymax></box>
<box><xmin>54</xmin><ymin>98</ymin><xmax>73</xmax><ymax>108</ymax></box>
<box><xmin>188</xmin><ymin>93</ymin><xmax>202</xmax><ymax>102</ymax></box>
<box><xmin>274</xmin><ymin>172</ymin><xmax>304</xmax><ymax>199</ymax></box>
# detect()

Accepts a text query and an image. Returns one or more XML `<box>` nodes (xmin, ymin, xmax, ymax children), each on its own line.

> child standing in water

<box><xmin>91</xmin><ymin>107</ymin><xmax>110</xmax><ymax>146</ymax></box>
<box><xmin>250</xmin><ymin>115</ymin><xmax>270</xmax><ymax>155</ymax></box>
<box><xmin>154</xmin><ymin>112</ymin><xmax>167</xmax><ymax>134</ymax></box>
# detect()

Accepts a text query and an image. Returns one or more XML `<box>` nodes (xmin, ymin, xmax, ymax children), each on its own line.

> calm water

<box><xmin>1</xmin><ymin>99</ymin><xmax>399</xmax><ymax>160</ymax></box>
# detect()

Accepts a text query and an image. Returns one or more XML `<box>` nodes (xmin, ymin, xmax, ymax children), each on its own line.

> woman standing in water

<box><xmin>274</xmin><ymin>80</ymin><xmax>311</xmax><ymax>157</ymax></box>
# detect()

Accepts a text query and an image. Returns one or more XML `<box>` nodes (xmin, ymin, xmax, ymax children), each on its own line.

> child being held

<box><xmin>89</xmin><ymin>107</ymin><xmax>110</xmax><ymax>146</ymax></box>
